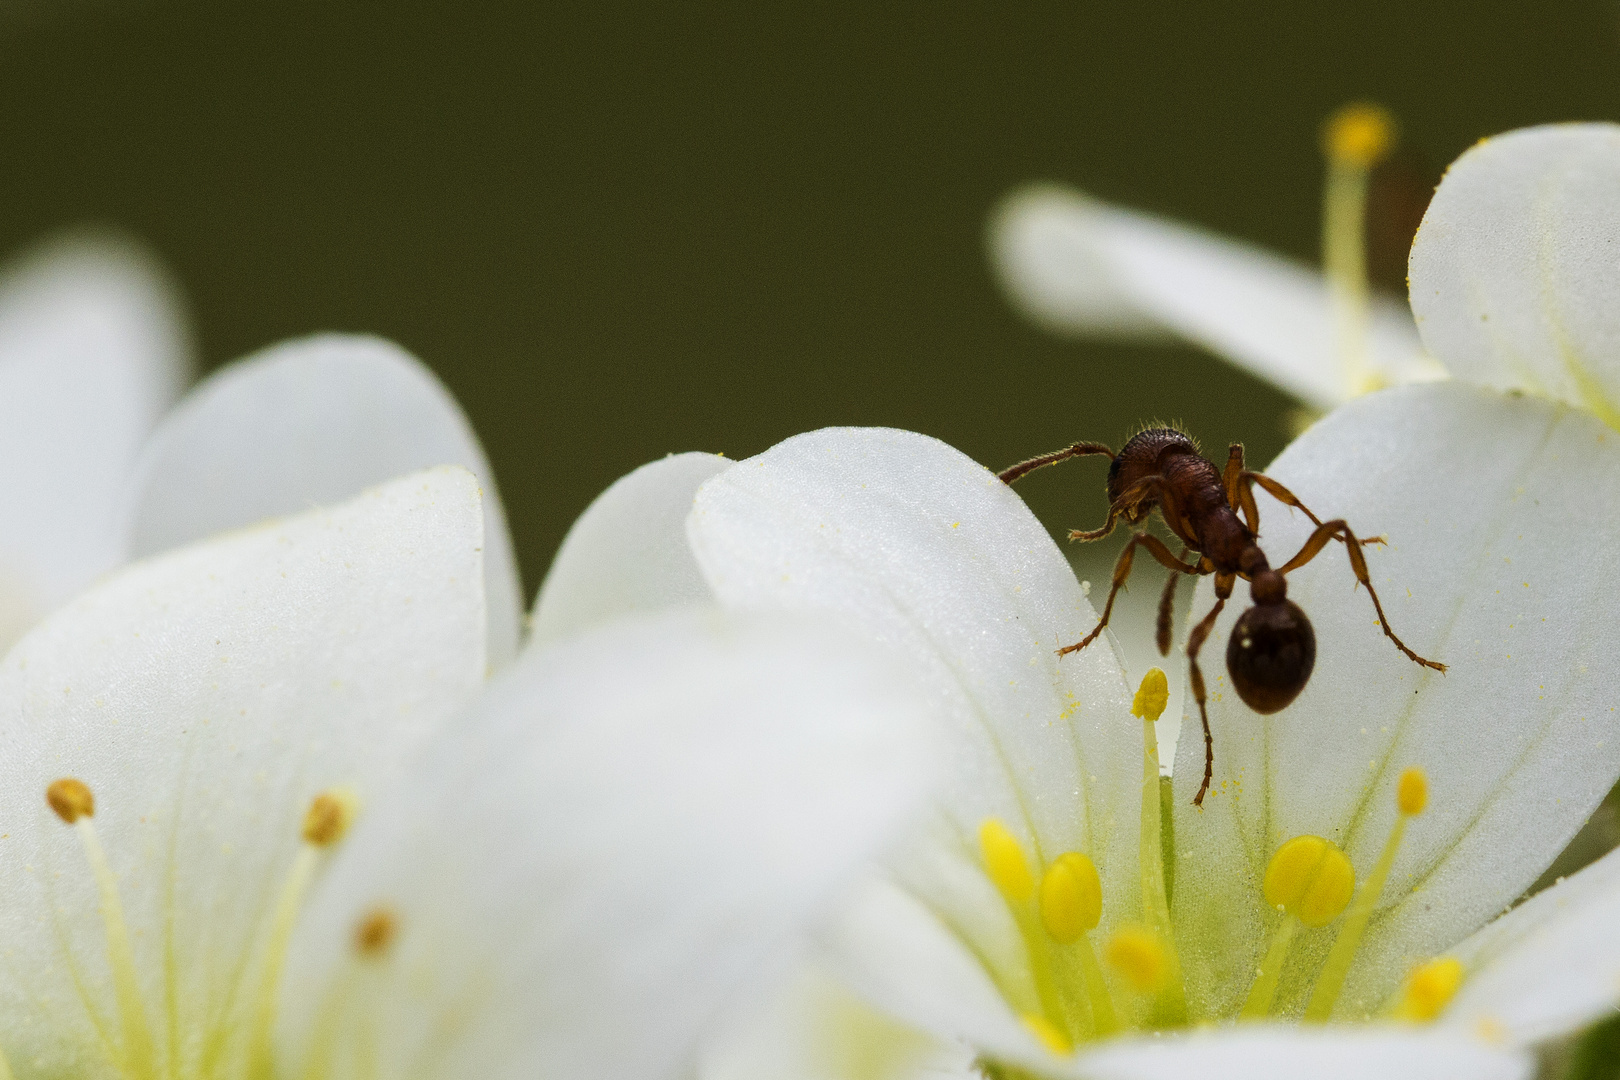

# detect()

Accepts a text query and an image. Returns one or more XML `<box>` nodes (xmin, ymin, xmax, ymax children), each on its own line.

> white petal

<box><xmin>1171</xmin><ymin>382</ymin><xmax>1620</xmax><ymax>1019</ymax></box>
<box><xmin>0</xmin><ymin>233</ymin><xmax>191</xmax><ymax>632</ymax></box>
<box><xmin>698</xmin><ymin>957</ymin><xmax>979</xmax><ymax>1080</ymax></box>
<box><xmin>686</xmin><ymin>428</ymin><xmax>1141</xmax><ymax>1037</ymax></box>
<box><xmin>123</xmin><ymin>333</ymin><xmax>522</xmax><ymax>666</ymax></box>
<box><xmin>0</xmin><ymin>467</ymin><xmax>487</xmax><ymax>1078</ymax></box>
<box><xmin>990</xmin><ymin>185</ymin><xmax>1437</xmax><ymax>408</ymax></box>
<box><xmin>1441</xmin><ymin>844</ymin><xmax>1620</xmax><ymax>1046</ymax></box>
<box><xmin>531</xmin><ymin>452</ymin><xmax>730</xmax><ymax>643</ymax></box>
<box><xmin>276</xmin><ymin>607</ymin><xmax>941</xmax><ymax>1080</ymax></box>
<box><xmin>1409</xmin><ymin>123</ymin><xmax>1620</xmax><ymax>427</ymax></box>
<box><xmin>1053</xmin><ymin>1027</ymin><xmax>1528</xmax><ymax>1080</ymax></box>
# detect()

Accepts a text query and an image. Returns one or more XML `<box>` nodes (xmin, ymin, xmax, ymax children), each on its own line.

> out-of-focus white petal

<box><xmin>698</xmin><ymin>958</ymin><xmax>978</xmax><ymax>1080</ymax></box>
<box><xmin>0</xmin><ymin>232</ymin><xmax>191</xmax><ymax>630</ymax></box>
<box><xmin>1409</xmin><ymin>123</ymin><xmax>1620</xmax><ymax>428</ymax></box>
<box><xmin>990</xmin><ymin>184</ymin><xmax>1437</xmax><ymax>408</ymax></box>
<box><xmin>686</xmin><ymin>428</ymin><xmax>1141</xmax><ymax>1041</ymax></box>
<box><xmin>123</xmin><ymin>333</ymin><xmax>522</xmax><ymax>667</ymax></box>
<box><xmin>532</xmin><ymin>452</ymin><xmax>730</xmax><ymax>643</ymax></box>
<box><xmin>1172</xmin><ymin>382</ymin><xmax>1620</xmax><ymax>1019</ymax></box>
<box><xmin>1051</xmin><ymin>1026</ymin><xmax>1528</xmax><ymax>1080</ymax></box>
<box><xmin>820</xmin><ymin>877</ymin><xmax>1047</xmax><ymax>1070</ymax></box>
<box><xmin>0</xmin><ymin>468</ymin><xmax>486</xmax><ymax>1078</ymax></box>
<box><xmin>277</xmin><ymin>607</ymin><xmax>941</xmax><ymax>1080</ymax></box>
<box><xmin>1441</xmin><ymin>844</ymin><xmax>1620</xmax><ymax>1046</ymax></box>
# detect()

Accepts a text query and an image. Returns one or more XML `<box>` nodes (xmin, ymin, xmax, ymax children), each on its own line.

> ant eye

<box><xmin>1226</xmin><ymin>601</ymin><xmax>1317</xmax><ymax>714</ymax></box>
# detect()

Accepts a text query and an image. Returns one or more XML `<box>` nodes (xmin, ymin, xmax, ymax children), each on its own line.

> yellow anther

<box><xmin>46</xmin><ymin>777</ymin><xmax>95</xmax><ymax>824</ymax></box>
<box><xmin>1103</xmin><ymin>924</ymin><xmax>1166</xmax><ymax>992</ymax></box>
<box><xmin>979</xmin><ymin>818</ymin><xmax>1034</xmax><ymax>904</ymax></box>
<box><xmin>1397</xmin><ymin>957</ymin><xmax>1463</xmax><ymax>1022</ymax></box>
<box><xmin>1322</xmin><ymin>102</ymin><xmax>1397</xmax><ymax>167</ymax></box>
<box><xmin>1039</xmin><ymin>852</ymin><xmax>1102</xmax><ymax>943</ymax></box>
<box><xmin>1130</xmin><ymin>668</ymin><xmax>1169</xmax><ymax>723</ymax></box>
<box><xmin>302</xmin><ymin>788</ymin><xmax>359</xmax><ymax>846</ymax></box>
<box><xmin>354</xmin><ymin>907</ymin><xmax>399</xmax><ymax>957</ymax></box>
<box><xmin>1263</xmin><ymin>835</ymin><xmax>1355</xmax><ymax>928</ymax></box>
<box><xmin>1397</xmin><ymin>767</ymin><xmax>1429</xmax><ymax>816</ymax></box>
<box><xmin>1021</xmin><ymin>1013</ymin><xmax>1071</xmax><ymax>1057</ymax></box>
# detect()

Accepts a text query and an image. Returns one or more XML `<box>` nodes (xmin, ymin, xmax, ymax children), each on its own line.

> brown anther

<box><xmin>47</xmin><ymin>778</ymin><xmax>95</xmax><ymax>824</ymax></box>
<box><xmin>302</xmin><ymin>790</ymin><xmax>353</xmax><ymax>846</ymax></box>
<box><xmin>354</xmin><ymin>906</ymin><xmax>399</xmax><ymax>957</ymax></box>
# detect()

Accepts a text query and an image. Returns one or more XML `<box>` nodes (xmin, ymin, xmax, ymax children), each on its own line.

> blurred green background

<box><xmin>2</xmin><ymin>0</ymin><xmax>1617</xmax><ymax>594</ymax></box>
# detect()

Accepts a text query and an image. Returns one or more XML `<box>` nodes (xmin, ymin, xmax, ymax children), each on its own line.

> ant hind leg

<box><xmin>1278</xmin><ymin>519</ymin><xmax>1447</xmax><ymax>674</ymax></box>
<box><xmin>1186</xmin><ymin>572</ymin><xmax>1236</xmax><ymax>806</ymax></box>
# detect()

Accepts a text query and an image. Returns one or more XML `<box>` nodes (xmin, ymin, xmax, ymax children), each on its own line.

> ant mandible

<box><xmin>999</xmin><ymin>427</ymin><xmax>1445</xmax><ymax>807</ymax></box>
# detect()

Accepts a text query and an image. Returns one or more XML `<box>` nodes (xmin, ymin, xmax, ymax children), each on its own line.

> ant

<box><xmin>999</xmin><ymin>427</ymin><xmax>1445</xmax><ymax>806</ymax></box>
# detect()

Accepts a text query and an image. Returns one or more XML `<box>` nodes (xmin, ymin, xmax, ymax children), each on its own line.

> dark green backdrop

<box><xmin>3</xmin><ymin>1</ymin><xmax>1617</xmax><ymax>593</ymax></box>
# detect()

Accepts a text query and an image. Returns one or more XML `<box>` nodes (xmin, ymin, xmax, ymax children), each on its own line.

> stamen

<box><xmin>1021</xmin><ymin>1014</ymin><xmax>1071</xmax><ymax>1057</ymax></box>
<box><xmin>1394</xmin><ymin>957</ymin><xmax>1463</xmax><ymax>1022</ymax></box>
<box><xmin>1305</xmin><ymin>766</ymin><xmax>1429</xmax><ymax>1021</ymax></box>
<box><xmin>977</xmin><ymin>820</ymin><xmax>1072</xmax><ymax>1042</ymax></box>
<box><xmin>354</xmin><ymin>907</ymin><xmax>399</xmax><ymax>958</ymax></box>
<box><xmin>1103</xmin><ymin>925</ymin><xmax>1166</xmax><ymax>994</ymax></box>
<box><xmin>1039</xmin><ymin>853</ymin><xmax>1101</xmax><ymax>942</ymax></box>
<box><xmin>979</xmin><ymin>819</ymin><xmax>1034</xmax><ymax>904</ymax></box>
<box><xmin>249</xmin><ymin>789</ymin><xmax>361</xmax><ymax>1078</ymax></box>
<box><xmin>1039</xmin><ymin>853</ymin><xmax>1116</xmax><ymax>1036</ymax></box>
<box><xmin>48</xmin><ymin>778</ymin><xmax>160</xmax><ymax>1080</ymax></box>
<box><xmin>1129</xmin><ymin>669</ymin><xmax>1187</xmax><ymax>1023</ymax></box>
<box><xmin>303</xmin><ymin>788</ymin><xmax>359</xmax><ymax>847</ymax></box>
<box><xmin>1320</xmin><ymin>101</ymin><xmax>1397</xmax><ymax>397</ymax></box>
<box><xmin>1241</xmin><ymin>836</ymin><xmax>1354</xmax><ymax>1019</ymax></box>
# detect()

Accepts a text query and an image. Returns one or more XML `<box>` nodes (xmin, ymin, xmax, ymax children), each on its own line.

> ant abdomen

<box><xmin>1226</xmin><ymin>601</ymin><xmax>1317</xmax><ymax>714</ymax></box>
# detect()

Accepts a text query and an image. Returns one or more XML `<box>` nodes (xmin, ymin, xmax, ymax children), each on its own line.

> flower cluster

<box><xmin>0</xmin><ymin>120</ymin><xmax>1614</xmax><ymax>1080</ymax></box>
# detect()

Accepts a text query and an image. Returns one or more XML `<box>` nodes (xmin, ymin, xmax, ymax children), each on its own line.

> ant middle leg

<box><xmin>1059</xmin><ymin>534</ymin><xmax>1200</xmax><ymax>658</ymax></box>
<box><xmin>1278</xmin><ymin>519</ymin><xmax>1447</xmax><ymax>674</ymax></box>
<box><xmin>1187</xmin><ymin>571</ymin><xmax>1236</xmax><ymax>806</ymax></box>
<box><xmin>1155</xmin><ymin>545</ymin><xmax>1193</xmax><ymax>656</ymax></box>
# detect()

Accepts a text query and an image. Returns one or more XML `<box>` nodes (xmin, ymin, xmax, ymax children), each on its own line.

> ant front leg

<box><xmin>1059</xmin><ymin>533</ymin><xmax>1199</xmax><ymax>658</ymax></box>
<box><xmin>1225</xmin><ymin>445</ymin><xmax>1260</xmax><ymax>534</ymax></box>
<box><xmin>1155</xmin><ymin>545</ymin><xmax>1193</xmax><ymax>656</ymax></box>
<box><xmin>1278</xmin><ymin>519</ymin><xmax>1447</xmax><ymax>674</ymax></box>
<box><xmin>997</xmin><ymin>442</ymin><xmax>1115</xmax><ymax>486</ymax></box>
<box><xmin>1187</xmin><ymin>572</ymin><xmax>1236</xmax><ymax>806</ymax></box>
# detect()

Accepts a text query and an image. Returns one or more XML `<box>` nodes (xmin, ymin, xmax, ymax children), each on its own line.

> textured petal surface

<box><xmin>1410</xmin><ymin>123</ymin><xmax>1620</xmax><ymax>428</ymax></box>
<box><xmin>698</xmin><ymin>957</ymin><xmax>979</xmax><ymax>1080</ymax></box>
<box><xmin>1171</xmin><ymin>382</ymin><xmax>1620</xmax><ymax>1020</ymax></box>
<box><xmin>0</xmin><ymin>468</ymin><xmax>487</xmax><ymax>1079</ymax></box>
<box><xmin>277</xmin><ymin>607</ymin><xmax>941</xmax><ymax>1080</ymax></box>
<box><xmin>531</xmin><ymin>451</ymin><xmax>730</xmax><ymax>643</ymax></box>
<box><xmin>0</xmin><ymin>233</ymin><xmax>190</xmax><ymax>639</ymax></box>
<box><xmin>991</xmin><ymin>185</ymin><xmax>1437</xmax><ymax>408</ymax></box>
<box><xmin>123</xmin><ymin>333</ymin><xmax>522</xmax><ymax>666</ymax></box>
<box><xmin>1052</xmin><ymin>1027</ymin><xmax>1528</xmax><ymax>1080</ymax></box>
<box><xmin>1442</xmin><ymin>844</ymin><xmax>1620</xmax><ymax>1046</ymax></box>
<box><xmin>686</xmin><ymin>428</ymin><xmax>1142</xmax><ymax>1038</ymax></box>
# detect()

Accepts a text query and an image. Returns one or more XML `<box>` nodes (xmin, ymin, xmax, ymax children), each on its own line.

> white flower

<box><xmin>0</xmin><ymin>461</ymin><xmax>941</xmax><ymax>1080</ymax></box>
<box><xmin>536</xmin><ymin>123</ymin><xmax>1620</xmax><ymax>1078</ymax></box>
<box><xmin>120</xmin><ymin>332</ymin><xmax>525</xmax><ymax>667</ymax></box>
<box><xmin>988</xmin><ymin>105</ymin><xmax>1445</xmax><ymax>409</ymax></box>
<box><xmin>0</xmin><ymin>233</ymin><xmax>191</xmax><ymax>649</ymax></box>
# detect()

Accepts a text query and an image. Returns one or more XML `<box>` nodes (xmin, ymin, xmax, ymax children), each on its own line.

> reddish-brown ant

<box><xmin>999</xmin><ymin>427</ymin><xmax>1445</xmax><ymax>806</ymax></box>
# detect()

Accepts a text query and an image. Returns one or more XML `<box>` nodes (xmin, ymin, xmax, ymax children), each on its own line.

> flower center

<box><xmin>17</xmin><ymin>778</ymin><xmax>376</xmax><ymax>1080</ymax></box>
<box><xmin>972</xmin><ymin>671</ymin><xmax>1464</xmax><ymax>1064</ymax></box>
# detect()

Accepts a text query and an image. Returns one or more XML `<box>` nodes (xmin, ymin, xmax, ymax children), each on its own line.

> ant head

<box><xmin>1226</xmin><ymin>599</ymin><xmax>1316</xmax><ymax>714</ymax></box>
